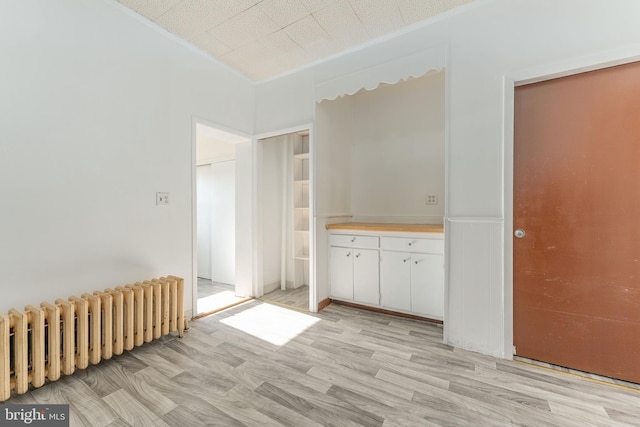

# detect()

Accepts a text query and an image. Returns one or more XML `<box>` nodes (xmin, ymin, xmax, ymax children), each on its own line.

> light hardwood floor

<box><xmin>197</xmin><ymin>278</ymin><xmax>234</xmax><ymax>299</ymax></box>
<box><xmin>7</xmin><ymin>300</ymin><xmax>640</xmax><ymax>426</ymax></box>
<box><xmin>260</xmin><ymin>285</ymin><xmax>309</xmax><ymax>311</ymax></box>
<box><xmin>196</xmin><ymin>278</ymin><xmax>251</xmax><ymax>316</ymax></box>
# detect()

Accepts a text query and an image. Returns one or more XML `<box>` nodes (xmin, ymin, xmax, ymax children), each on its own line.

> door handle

<box><xmin>514</xmin><ymin>229</ymin><xmax>526</xmax><ymax>239</ymax></box>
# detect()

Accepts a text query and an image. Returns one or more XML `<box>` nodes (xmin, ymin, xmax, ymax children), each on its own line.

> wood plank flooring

<box><xmin>196</xmin><ymin>278</ymin><xmax>251</xmax><ymax>316</ymax></box>
<box><xmin>6</xmin><ymin>300</ymin><xmax>640</xmax><ymax>426</ymax></box>
<box><xmin>197</xmin><ymin>278</ymin><xmax>234</xmax><ymax>299</ymax></box>
<box><xmin>260</xmin><ymin>285</ymin><xmax>309</xmax><ymax>311</ymax></box>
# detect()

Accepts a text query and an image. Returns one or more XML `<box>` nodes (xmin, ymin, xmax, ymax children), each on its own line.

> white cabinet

<box><xmin>328</xmin><ymin>228</ymin><xmax>444</xmax><ymax>320</ymax></box>
<box><xmin>410</xmin><ymin>253</ymin><xmax>444</xmax><ymax>317</ymax></box>
<box><xmin>329</xmin><ymin>247</ymin><xmax>354</xmax><ymax>300</ymax></box>
<box><xmin>329</xmin><ymin>235</ymin><xmax>380</xmax><ymax>305</ymax></box>
<box><xmin>381</xmin><ymin>236</ymin><xmax>444</xmax><ymax>319</ymax></box>
<box><xmin>380</xmin><ymin>251</ymin><xmax>411</xmax><ymax>311</ymax></box>
<box><xmin>353</xmin><ymin>249</ymin><xmax>380</xmax><ymax>305</ymax></box>
<box><xmin>380</xmin><ymin>251</ymin><xmax>444</xmax><ymax>316</ymax></box>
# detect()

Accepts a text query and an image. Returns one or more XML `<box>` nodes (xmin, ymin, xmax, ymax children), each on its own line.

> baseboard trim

<box><xmin>331</xmin><ymin>299</ymin><xmax>443</xmax><ymax>325</ymax></box>
<box><xmin>317</xmin><ymin>298</ymin><xmax>331</xmax><ymax>312</ymax></box>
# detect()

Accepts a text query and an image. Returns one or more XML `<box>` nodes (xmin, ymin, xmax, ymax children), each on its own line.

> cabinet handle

<box><xmin>351</xmin><ymin>237</ymin><xmax>356</xmax><ymax>243</ymax></box>
<box><xmin>403</xmin><ymin>257</ymin><xmax>411</xmax><ymax>263</ymax></box>
<box><xmin>346</xmin><ymin>252</ymin><xmax>351</xmax><ymax>257</ymax></box>
<box><xmin>355</xmin><ymin>253</ymin><xmax>360</xmax><ymax>258</ymax></box>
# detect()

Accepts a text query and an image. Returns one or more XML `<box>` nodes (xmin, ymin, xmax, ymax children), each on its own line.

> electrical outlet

<box><xmin>156</xmin><ymin>192</ymin><xmax>169</xmax><ymax>206</ymax></box>
<box><xmin>426</xmin><ymin>194</ymin><xmax>438</xmax><ymax>205</ymax></box>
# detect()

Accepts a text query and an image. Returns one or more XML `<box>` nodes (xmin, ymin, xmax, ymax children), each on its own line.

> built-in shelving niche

<box><xmin>259</xmin><ymin>130</ymin><xmax>311</xmax><ymax>299</ymax></box>
<box><xmin>292</xmin><ymin>134</ymin><xmax>311</xmax><ymax>287</ymax></box>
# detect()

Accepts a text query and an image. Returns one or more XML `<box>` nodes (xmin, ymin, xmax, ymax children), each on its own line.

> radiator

<box><xmin>0</xmin><ymin>276</ymin><xmax>186</xmax><ymax>402</ymax></box>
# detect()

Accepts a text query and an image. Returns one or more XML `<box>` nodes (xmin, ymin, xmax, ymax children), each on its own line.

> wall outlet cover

<box><xmin>156</xmin><ymin>192</ymin><xmax>169</xmax><ymax>205</ymax></box>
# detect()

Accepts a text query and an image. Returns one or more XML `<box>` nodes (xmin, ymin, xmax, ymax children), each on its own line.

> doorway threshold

<box><xmin>193</xmin><ymin>297</ymin><xmax>254</xmax><ymax>320</ymax></box>
<box><xmin>514</xmin><ymin>356</ymin><xmax>640</xmax><ymax>392</ymax></box>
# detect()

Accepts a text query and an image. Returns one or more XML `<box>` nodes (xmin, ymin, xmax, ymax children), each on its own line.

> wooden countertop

<box><xmin>326</xmin><ymin>222</ymin><xmax>444</xmax><ymax>233</ymax></box>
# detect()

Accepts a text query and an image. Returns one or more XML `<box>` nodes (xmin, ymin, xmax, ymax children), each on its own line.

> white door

<box><xmin>211</xmin><ymin>160</ymin><xmax>236</xmax><ymax>285</ymax></box>
<box><xmin>411</xmin><ymin>254</ymin><xmax>444</xmax><ymax>318</ymax></box>
<box><xmin>381</xmin><ymin>251</ymin><xmax>411</xmax><ymax>311</ymax></box>
<box><xmin>196</xmin><ymin>165</ymin><xmax>212</xmax><ymax>279</ymax></box>
<box><xmin>329</xmin><ymin>246</ymin><xmax>353</xmax><ymax>300</ymax></box>
<box><xmin>353</xmin><ymin>249</ymin><xmax>379</xmax><ymax>305</ymax></box>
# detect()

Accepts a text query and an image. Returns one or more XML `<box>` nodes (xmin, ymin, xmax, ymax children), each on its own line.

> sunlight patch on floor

<box><xmin>197</xmin><ymin>291</ymin><xmax>248</xmax><ymax>314</ymax></box>
<box><xmin>220</xmin><ymin>303</ymin><xmax>320</xmax><ymax>346</ymax></box>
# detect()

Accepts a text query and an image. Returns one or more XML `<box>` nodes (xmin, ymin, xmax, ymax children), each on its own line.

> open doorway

<box><xmin>195</xmin><ymin>122</ymin><xmax>250</xmax><ymax>316</ymax></box>
<box><xmin>258</xmin><ymin>129</ymin><xmax>312</xmax><ymax>311</ymax></box>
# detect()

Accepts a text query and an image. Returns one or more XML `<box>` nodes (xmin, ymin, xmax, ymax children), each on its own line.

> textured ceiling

<box><xmin>118</xmin><ymin>0</ymin><xmax>475</xmax><ymax>81</ymax></box>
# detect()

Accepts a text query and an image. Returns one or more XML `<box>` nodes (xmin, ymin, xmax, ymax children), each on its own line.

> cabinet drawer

<box><xmin>330</xmin><ymin>234</ymin><xmax>379</xmax><ymax>249</ymax></box>
<box><xmin>380</xmin><ymin>236</ymin><xmax>443</xmax><ymax>254</ymax></box>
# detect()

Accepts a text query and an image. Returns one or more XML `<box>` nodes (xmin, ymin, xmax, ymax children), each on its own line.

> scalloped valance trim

<box><xmin>315</xmin><ymin>45</ymin><xmax>446</xmax><ymax>103</ymax></box>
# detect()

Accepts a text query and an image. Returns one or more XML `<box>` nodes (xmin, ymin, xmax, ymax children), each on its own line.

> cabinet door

<box><xmin>411</xmin><ymin>254</ymin><xmax>444</xmax><ymax>318</ymax></box>
<box><xmin>381</xmin><ymin>251</ymin><xmax>411</xmax><ymax>311</ymax></box>
<box><xmin>330</xmin><ymin>246</ymin><xmax>353</xmax><ymax>300</ymax></box>
<box><xmin>353</xmin><ymin>249</ymin><xmax>380</xmax><ymax>305</ymax></box>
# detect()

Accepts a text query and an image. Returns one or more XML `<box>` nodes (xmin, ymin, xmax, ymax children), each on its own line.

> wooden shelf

<box><xmin>294</xmin><ymin>152</ymin><xmax>310</xmax><ymax>160</ymax></box>
<box><xmin>294</xmin><ymin>180</ymin><xmax>309</xmax><ymax>185</ymax></box>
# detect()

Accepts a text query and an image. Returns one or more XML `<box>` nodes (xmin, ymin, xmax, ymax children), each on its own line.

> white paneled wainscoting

<box><xmin>446</xmin><ymin>218</ymin><xmax>506</xmax><ymax>358</ymax></box>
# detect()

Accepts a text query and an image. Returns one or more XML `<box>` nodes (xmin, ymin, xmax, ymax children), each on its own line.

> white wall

<box><xmin>209</xmin><ymin>161</ymin><xmax>236</xmax><ymax>285</ymax></box>
<box><xmin>196</xmin><ymin>123</ymin><xmax>245</xmax><ymax>164</ymax></box>
<box><xmin>195</xmin><ymin>128</ymin><xmax>238</xmax><ymax>288</ymax></box>
<box><xmin>350</xmin><ymin>73</ymin><xmax>445</xmax><ymax>223</ymax></box>
<box><xmin>260</xmin><ymin>136</ymin><xmax>286</xmax><ymax>290</ymax></box>
<box><xmin>255</xmin><ymin>0</ymin><xmax>640</xmax><ymax>357</ymax></box>
<box><xmin>234</xmin><ymin>140</ymin><xmax>255</xmax><ymax>298</ymax></box>
<box><xmin>196</xmin><ymin>165</ymin><xmax>213</xmax><ymax>280</ymax></box>
<box><xmin>196</xmin><ymin>138</ymin><xmax>235</xmax><ymax>165</ymax></box>
<box><xmin>314</xmin><ymin>97</ymin><xmax>354</xmax><ymax>303</ymax></box>
<box><xmin>0</xmin><ymin>0</ymin><xmax>253</xmax><ymax>315</ymax></box>
<box><xmin>315</xmin><ymin>98</ymin><xmax>353</xmax><ymax>218</ymax></box>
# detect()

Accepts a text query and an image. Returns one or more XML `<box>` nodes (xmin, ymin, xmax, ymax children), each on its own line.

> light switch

<box><xmin>156</xmin><ymin>192</ymin><xmax>169</xmax><ymax>206</ymax></box>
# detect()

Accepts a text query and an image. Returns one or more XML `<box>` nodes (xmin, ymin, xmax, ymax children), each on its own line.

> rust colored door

<box><xmin>514</xmin><ymin>61</ymin><xmax>640</xmax><ymax>383</ymax></box>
